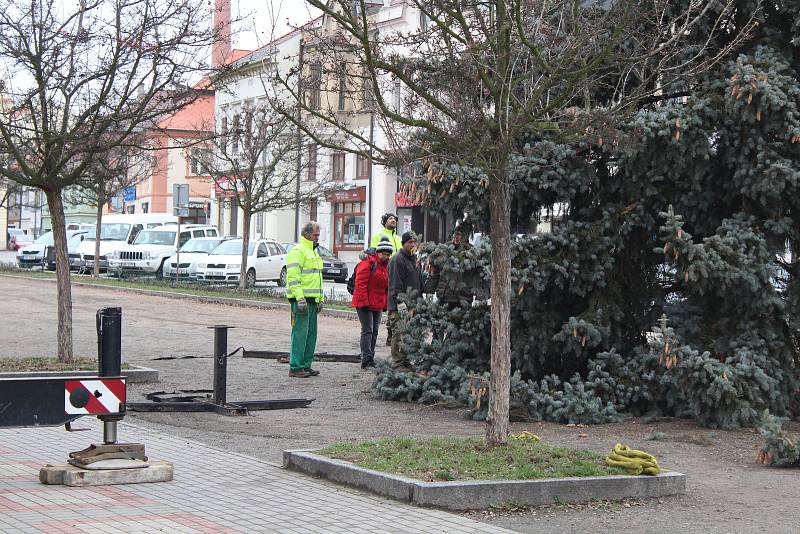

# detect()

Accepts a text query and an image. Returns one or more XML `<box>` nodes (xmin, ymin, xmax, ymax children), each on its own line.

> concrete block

<box><xmin>283</xmin><ymin>450</ymin><xmax>415</xmax><ymax>501</ymax></box>
<box><xmin>39</xmin><ymin>460</ymin><xmax>173</xmax><ymax>487</ymax></box>
<box><xmin>282</xmin><ymin>449</ymin><xmax>687</xmax><ymax>511</ymax></box>
<box><xmin>412</xmin><ymin>472</ymin><xmax>686</xmax><ymax>510</ymax></box>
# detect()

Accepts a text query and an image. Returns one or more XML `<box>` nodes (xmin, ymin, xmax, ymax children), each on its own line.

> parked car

<box><xmin>76</xmin><ymin>213</ymin><xmax>178</xmax><ymax>272</ymax></box>
<box><xmin>7</xmin><ymin>228</ymin><xmax>33</xmax><ymax>251</ymax></box>
<box><xmin>107</xmin><ymin>224</ymin><xmax>218</xmax><ymax>278</ymax></box>
<box><xmin>196</xmin><ymin>238</ymin><xmax>287</xmax><ymax>287</ymax></box>
<box><xmin>163</xmin><ymin>236</ymin><xmax>231</xmax><ymax>280</ymax></box>
<box><xmin>283</xmin><ymin>242</ymin><xmax>348</xmax><ymax>283</ymax></box>
<box><xmin>44</xmin><ymin>231</ymin><xmax>88</xmax><ymax>271</ymax></box>
<box><xmin>16</xmin><ymin>231</ymin><xmax>54</xmax><ymax>268</ymax></box>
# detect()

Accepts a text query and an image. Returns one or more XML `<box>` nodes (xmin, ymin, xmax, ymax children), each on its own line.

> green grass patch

<box><xmin>0</xmin><ymin>357</ymin><xmax>132</xmax><ymax>372</ymax></box>
<box><xmin>0</xmin><ymin>267</ymin><xmax>353</xmax><ymax>310</ymax></box>
<box><xmin>318</xmin><ymin>437</ymin><xmax>626</xmax><ymax>482</ymax></box>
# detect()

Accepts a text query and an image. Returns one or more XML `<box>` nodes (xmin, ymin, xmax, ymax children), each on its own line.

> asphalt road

<box><xmin>1</xmin><ymin>275</ymin><xmax>799</xmax><ymax>534</ymax></box>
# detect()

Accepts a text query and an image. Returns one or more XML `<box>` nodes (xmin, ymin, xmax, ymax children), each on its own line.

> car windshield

<box><xmin>67</xmin><ymin>233</ymin><xmax>84</xmax><ymax>246</ymax></box>
<box><xmin>180</xmin><ymin>239</ymin><xmax>221</xmax><ymax>253</ymax></box>
<box><xmin>210</xmin><ymin>240</ymin><xmax>254</xmax><ymax>255</ymax></box>
<box><xmin>34</xmin><ymin>232</ymin><xmax>54</xmax><ymax>245</ymax></box>
<box><xmin>86</xmin><ymin>223</ymin><xmax>131</xmax><ymax>241</ymax></box>
<box><xmin>317</xmin><ymin>245</ymin><xmax>334</xmax><ymax>257</ymax></box>
<box><xmin>133</xmin><ymin>230</ymin><xmax>176</xmax><ymax>245</ymax></box>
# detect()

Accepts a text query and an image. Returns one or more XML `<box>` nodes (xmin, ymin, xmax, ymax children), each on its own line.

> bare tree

<box><xmin>75</xmin><ymin>142</ymin><xmax>153</xmax><ymax>277</ymax></box>
<box><xmin>0</xmin><ymin>0</ymin><xmax>217</xmax><ymax>362</ymax></box>
<box><xmin>275</xmin><ymin>0</ymin><xmax>755</xmax><ymax>444</ymax></box>
<box><xmin>198</xmin><ymin>104</ymin><xmax>334</xmax><ymax>290</ymax></box>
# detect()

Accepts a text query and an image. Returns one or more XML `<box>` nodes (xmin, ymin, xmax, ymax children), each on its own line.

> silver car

<box><xmin>163</xmin><ymin>236</ymin><xmax>231</xmax><ymax>280</ymax></box>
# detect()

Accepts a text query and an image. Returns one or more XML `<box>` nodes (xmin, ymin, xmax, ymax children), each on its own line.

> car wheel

<box><xmin>278</xmin><ymin>267</ymin><xmax>287</xmax><ymax>287</ymax></box>
<box><xmin>246</xmin><ymin>269</ymin><xmax>256</xmax><ymax>288</ymax></box>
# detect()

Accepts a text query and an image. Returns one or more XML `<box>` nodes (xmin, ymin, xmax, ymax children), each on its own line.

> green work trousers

<box><xmin>290</xmin><ymin>300</ymin><xmax>318</xmax><ymax>371</ymax></box>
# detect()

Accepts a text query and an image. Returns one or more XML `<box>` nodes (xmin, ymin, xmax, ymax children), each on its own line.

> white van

<box><xmin>76</xmin><ymin>214</ymin><xmax>178</xmax><ymax>271</ymax></box>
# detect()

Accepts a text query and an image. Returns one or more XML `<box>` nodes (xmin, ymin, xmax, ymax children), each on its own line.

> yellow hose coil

<box><xmin>606</xmin><ymin>443</ymin><xmax>661</xmax><ymax>476</ymax></box>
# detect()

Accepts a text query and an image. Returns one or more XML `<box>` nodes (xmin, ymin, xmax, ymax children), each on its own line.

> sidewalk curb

<box><xmin>0</xmin><ymin>365</ymin><xmax>159</xmax><ymax>383</ymax></box>
<box><xmin>0</xmin><ymin>273</ymin><xmax>358</xmax><ymax>320</ymax></box>
<box><xmin>283</xmin><ymin>450</ymin><xmax>687</xmax><ymax>510</ymax></box>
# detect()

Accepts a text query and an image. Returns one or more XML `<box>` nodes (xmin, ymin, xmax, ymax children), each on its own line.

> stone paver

<box><xmin>0</xmin><ymin>418</ymin><xmax>513</xmax><ymax>533</ymax></box>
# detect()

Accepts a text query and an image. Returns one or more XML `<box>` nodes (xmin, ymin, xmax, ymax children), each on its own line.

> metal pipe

<box><xmin>212</xmin><ymin>325</ymin><xmax>230</xmax><ymax>406</ymax></box>
<box><xmin>103</xmin><ymin>421</ymin><xmax>118</xmax><ymax>444</ymax></box>
<box><xmin>97</xmin><ymin>307</ymin><xmax>122</xmax><ymax>444</ymax></box>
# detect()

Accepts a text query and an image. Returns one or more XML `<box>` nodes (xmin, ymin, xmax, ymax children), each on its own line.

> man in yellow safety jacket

<box><xmin>370</xmin><ymin>213</ymin><xmax>402</xmax><ymax>252</ymax></box>
<box><xmin>286</xmin><ymin>221</ymin><xmax>324</xmax><ymax>378</ymax></box>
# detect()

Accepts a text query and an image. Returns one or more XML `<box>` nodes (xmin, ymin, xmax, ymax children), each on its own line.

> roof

<box><xmin>155</xmin><ymin>92</ymin><xmax>214</xmax><ymax>132</ymax></box>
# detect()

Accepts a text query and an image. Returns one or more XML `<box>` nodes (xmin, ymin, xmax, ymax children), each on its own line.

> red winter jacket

<box><xmin>351</xmin><ymin>255</ymin><xmax>389</xmax><ymax>311</ymax></box>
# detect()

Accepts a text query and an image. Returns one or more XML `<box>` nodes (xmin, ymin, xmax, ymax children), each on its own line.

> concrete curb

<box><xmin>0</xmin><ymin>273</ymin><xmax>358</xmax><ymax>320</ymax></box>
<box><xmin>0</xmin><ymin>365</ymin><xmax>159</xmax><ymax>384</ymax></box>
<box><xmin>283</xmin><ymin>450</ymin><xmax>687</xmax><ymax>511</ymax></box>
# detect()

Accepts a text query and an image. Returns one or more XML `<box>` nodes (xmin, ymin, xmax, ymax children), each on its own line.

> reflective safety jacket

<box><xmin>286</xmin><ymin>236</ymin><xmax>324</xmax><ymax>302</ymax></box>
<box><xmin>370</xmin><ymin>227</ymin><xmax>402</xmax><ymax>253</ymax></box>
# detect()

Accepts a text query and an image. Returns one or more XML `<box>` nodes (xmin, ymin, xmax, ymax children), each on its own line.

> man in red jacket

<box><xmin>351</xmin><ymin>237</ymin><xmax>393</xmax><ymax>368</ymax></box>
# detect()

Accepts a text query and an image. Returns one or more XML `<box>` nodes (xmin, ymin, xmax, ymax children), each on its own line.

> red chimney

<box><xmin>212</xmin><ymin>0</ymin><xmax>231</xmax><ymax>68</ymax></box>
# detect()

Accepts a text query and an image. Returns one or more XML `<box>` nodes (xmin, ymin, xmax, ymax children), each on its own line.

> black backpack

<box><xmin>347</xmin><ymin>257</ymin><xmax>377</xmax><ymax>295</ymax></box>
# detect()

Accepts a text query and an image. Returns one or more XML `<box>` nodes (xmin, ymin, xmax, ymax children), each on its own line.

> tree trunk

<box><xmin>45</xmin><ymin>189</ymin><xmax>74</xmax><ymax>363</ymax></box>
<box><xmin>239</xmin><ymin>204</ymin><xmax>251</xmax><ymax>290</ymax></box>
<box><xmin>486</xmin><ymin>170</ymin><xmax>512</xmax><ymax>446</ymax></box>
<box><xmin>93</xmin><ymin>200</ymin><xmax>104</xmax><ymax>277</ymax></box>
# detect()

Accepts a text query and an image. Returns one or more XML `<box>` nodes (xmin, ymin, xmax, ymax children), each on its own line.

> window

<box><xmin>244</xmin><ymin>110</ymin><xmax>253</xmax><ymax>150</ymax></box>
<box><xmin>267</xmin><ymin>243</ymin><xmax>282</xmax><ymax>256</ymax></box>
<box><xmin>306</xmin><ymin>144</ymin><xmax>317</xmax><ymax>182</ymax></box>
<box><xmin>362</xmin><ymin>74</ymin><xmax>375</xmax><ymax>111</ymax></box>
<box><xmin>179</xmin><ymin>231</ymin><xmax>191</xmax><ymax>247</ymax></box>
<box><xmin>257</xmin><ymin>243</ymin><xmax>268</xmax><ymax>257</ymax></box>
<box><xmin>333</xmin><ymin>201</ymin><xmax>365</xmax><ymax>251</ymax></box>
<box><xmin>220</xmin><ymin>116</ymin><xmax>228</xmax><ymax>154</ymax></box>
<box><xmin>331</xmin><ymin>153</ymin><xmax>346</xmax><ymax>181</ymax></box>
<box><xmin>356</xmin><ymin>155</ymin><xmax>371</xmax><ymax>180</ymax></box>
<box><xmin>256</xmin><ymin>212</ymin><xmax>264</xmax><ymax>236</ymax></box>
<box><xmin>141</xmin><ymin>202</ymin><xmax>149</xmax><ymax>214</ymax></box>
<box><xmin>192</xmin><ymin>229</ymin><xmax>205</xmax><ymax>238</ymax></box>
<box><xmin>338</xmin><ymin>62</ymin><xmax>347</xmax><ymax>111</ymax></box>
<box><xmin>206</xmin><ymin>228</ymin><xmax>217</xmax><ymax>237</ymax></box>
<box><xmin>190</xmin><ymin>148</ymin><xmax>210</xmax><ymax>175</ymax></box>
<box><xmin>307</xmin><ymin>62</ymin><xmax>322</xmax><ymax>110</ymax></box>
<box><xmin>231</xmin><ymin>113</ymin><xmax>240</xmax><ymax>155</ymax></box>
<box><xmin>309</xmin><ymin>197</ymin><xmax>318</xmax><ymax>221</ymax></box>
<box><xmin>393</xmin><ymin>75</ymin><xmax>402</xmax><ymax>111</ymax></box>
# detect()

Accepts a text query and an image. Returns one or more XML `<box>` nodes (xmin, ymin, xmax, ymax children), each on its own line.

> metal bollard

<box><xmin>210</xmin><ymin>325</ymin><xmax>234</xmax><ymax>406</ymax></box>
<box><xmin>96</xmin><ymin>307</ymin><xmax>123</xmax><ymax>444</ymax></box>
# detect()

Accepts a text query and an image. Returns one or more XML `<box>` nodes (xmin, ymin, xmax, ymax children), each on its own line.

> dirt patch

<box><xmin>1</xmin><ymin>276</ymin><xmax>798</xmax><ymax>534</ymax></box>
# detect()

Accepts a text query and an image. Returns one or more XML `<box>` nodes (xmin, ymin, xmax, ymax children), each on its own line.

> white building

<box><xmin>212</xmin><ymin>1</ymin><xmax>453</xmax><ymax>265</ymax></box>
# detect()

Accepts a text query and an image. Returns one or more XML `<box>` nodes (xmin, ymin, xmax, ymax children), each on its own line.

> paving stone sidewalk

<box><xmin>0</xmin><ymin>418</ymin><xmax>513</xmax><ymax>534</ymax></box>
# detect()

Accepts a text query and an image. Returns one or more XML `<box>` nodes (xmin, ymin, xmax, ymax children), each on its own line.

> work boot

<box><xmin>288</xmin><ymin>369</ymin><xmax>311</xmax><ymax>378</ymax></box>
<box><xmin>360</xmin><ymin>358</ymin><xmax>375</xmax><ymax>369</ymax></box>
<box><xmin>307</xmin><ymin>368</ymin><xmax>320</xmax><ymax>376</ymax></box>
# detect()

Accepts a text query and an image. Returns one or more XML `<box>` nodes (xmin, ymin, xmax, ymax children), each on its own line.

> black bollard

<box><xmin>96</xmin><ymin>307</ymin><xmax>123</xmax><ymax>444</ymax></box>
<box><xmin>210</xmin><ymin>325</ymin><xmax>234</xmax><ymax>406</ymax></box>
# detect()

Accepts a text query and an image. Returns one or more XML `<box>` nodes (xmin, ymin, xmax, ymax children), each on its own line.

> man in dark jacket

<box><xmin>427</xmin><ymin>227</ymin><xmax>474</xmax><ymax>308</ymax></box>
<box><xmin>387</xmin><ymin>231</ymin><xmax>422</xmax><ymax>372</ymax></box>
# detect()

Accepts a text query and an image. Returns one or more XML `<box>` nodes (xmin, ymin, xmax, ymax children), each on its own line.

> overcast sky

<box><xmin>234</xmin><ymin>1</ymin><xmax>322</xmax><ymax>50</ymax></box>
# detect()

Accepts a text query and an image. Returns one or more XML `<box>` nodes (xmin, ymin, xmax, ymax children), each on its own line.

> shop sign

<box><xmin>394</xmin><ymin>191</ymin><xmax>417</xmax><ymax>207</ymax></box>
<box><xmin>213</xmin><ymin>176</ymin><xmax>238</xmax><ymax>198</ymax></box>
<box><xmin>187</xmin><ymin>201</ymin><xmax>206</xmax><ymax>209</ymax></box>
<box><xmin>326</xmin><ymin>186</ymin><xmax>366</xmax><ymax>203</ymax></box>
